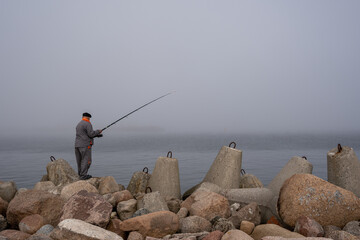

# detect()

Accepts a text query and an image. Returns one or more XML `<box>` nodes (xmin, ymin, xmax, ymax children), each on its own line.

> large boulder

<box><xmin>138</xmin><ymin>191</ymin><xmax>169</xmax><ymax>213</ymax></box>
<box><xmin>228</xmin><ymin>202</ymin><xmax>261</xmax><ymax>228</ymax></box>
<box><xmin>0</xmin><ymin>181</ymin><xmax>17</xmax><ymax>202</ymax></box>
<box><xmin>33</xmin><ymin>181</ymin><xmax>56</xmax><ymax>192</ymax></box>
<box><xmin>180</xmin><ymin>216</ymin><xmax>212</xmax><ymax>233</ymax></box>
<box><xmin>46</xmin><ymin>158</ymin><xmax>79</xmax><ymax>186</ymax></box>
<box><xmin>6</xmin><ymin>190</ymin><xmax>65</xmax><ymax>228</ymax></box>
<box><xmin>117</xmin><ymin>199</ymin><xmax>137</xmax><ymax>221</ymax></box>
<box><xmin>60</xmin><ymin>190</ymin><xmax>112</xmax><ymax>228</ymax></box>
<box><xmin>250</xmin><ymin>224</ymin><xmax>304</xmax><ymax>240</ymax></box>
<box><xmin>19</xmin><ymin>214</ymin><xmax>45</xmax><ymax>234</ymax></box>
<box><xmin>98</xmin><ymin>176</ymin><xmax>119</xmax><ymax>195</ymax></box>
<box><xmin>50</xmin><ymin>218</ymin><xmax>123</xmax><ymax>240</ymax></box>
<box><xmin>221</xmin><ymin>229</ymin><xmax>254</xmax><ymax>240</ymax></box>
<box><xmin>113</xmin><ymin>190</ymin><xmax>133</xmax><ymax>205</ymax></box>
<box><xmin>60</xmin><ymin>180</ymin><xmax>98</xmax><ymax>200</ymax></box>
<box><xmin>106</xmin><ymin>219</ymin><xmax>126</xmax><ymax>239</ymax></box>
<box><xmin>0</xmin><ymin>197</ymin><xmax>8</xmax><ymax>216</ymax></box>
<box><xmin>119</xmin><ymin>211</ymin><xmax>179</xmax><ymax>238</ymax></box>
<box><xmin>0</xmin><ymin>229</ymin><xmax>31</xmax><ymax>240</ymax></box>
<box><xmin>278</xmin><ymin>174</ymin><xmax>360</xmax><ymax>228</ymax></box>
<box><xmin>181</xmin><ymin>190</ymin><xmax>230</xmax><ymax>221</ymax></box>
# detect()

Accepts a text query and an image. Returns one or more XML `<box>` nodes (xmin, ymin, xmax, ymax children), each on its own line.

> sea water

<box><xmin>1</xmin><ymin>133</ymin><xmax>360</xmax><ymax>193</ymax></box>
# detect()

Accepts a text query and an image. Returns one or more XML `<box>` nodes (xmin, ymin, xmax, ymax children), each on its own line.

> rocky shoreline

<box><xmin>1</xmin><ymin>143</ymin><xmax>360</xmax><ymax>240</ymax></box>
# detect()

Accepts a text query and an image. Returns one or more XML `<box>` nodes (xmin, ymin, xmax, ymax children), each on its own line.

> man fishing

<box><xmin>75</xmin><ymin>112</ymin><xmax>103</xmax><ymax>180</ymax></box>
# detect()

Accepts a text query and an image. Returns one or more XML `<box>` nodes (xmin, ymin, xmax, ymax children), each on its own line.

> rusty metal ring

<box><xmin>143</xmin><ymin>167</ymin><xmax>149</xmax><ymax>174</ymax></box>
<box><xmin>145</xmin><ymin>187</ymin><xmax>152</xmax><ymax>193</ymax></box>
<box><xmin>302</xmin><ymin>156</ymin><xmax>307</xmax><ymax>160</ymax></box>
<box><xmin>229</xmin><ymin>142</ymin><xmax>236</xmax><ymax>149</ymax></box>
<box><xmin>50</xmin><ymin>156</ymin><xmax>56</xmax><ymax>162</ymax></box>
<box><xmin>338</xmin><ymin>144</ymin><xmax>342</xmax><ymax>153</ymax></box>
<box><xmin>167</xmin><ymin>151</ymin><xmax>173</xmax><ymax>158</ymax></box>
<box><xmin>240</xmin><ymin>169</ymin><xmax>246</xmax><ymax>175</ymax></box>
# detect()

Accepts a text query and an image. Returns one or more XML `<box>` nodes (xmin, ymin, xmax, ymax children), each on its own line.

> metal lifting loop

<box><xmin>145</xmin><ymin>187</ymin><xmax>152</xmax><ymax>193</ymax></box>
<box><xmin>143</xmin><ymin>167</ymin><xmax>149</xmax><ymax>174</ymax></box>
<box><xmin>302</xmin><ymin>156</ymin><xmax>307</xmax><ymax>160</ymax></box>
<box><xmin>229</xmin><ymin>142</ymin><xmax>236</xmax><ymax>149</ymax></box>
<box><xmin>167</xmin><ymin>151</ymin><xmax>173</xmax><ymax>158</ymax></box>
<box><xmin>338</xmin><ymin>144</ymin><xmax>342</xmax><ymax>153</ymax></box>
<box><xmin>50</xmin><ymin>156</ymin><xmax>56</xmax><ymax>162</ymax></box>
<box><xmin>240</xmin><ymin>169</ymin><xmax>246</xmax><ymax>175</ymax></box>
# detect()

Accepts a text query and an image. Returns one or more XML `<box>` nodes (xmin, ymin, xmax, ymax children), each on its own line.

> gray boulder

<box><xmin>98</xmin><ymin>176</ymin><xmax>119</xmax><ymax>195</ymax></box>
<box><xmin>343</xmin><ymin>221</ymin><xmax>360</xmax><ymax>237</ymax></box>
<box><xmin>179</xmin><ymin>216</ymin><xmax>212</xmax><ymax>233</ymax></box>
<box><xmin>139</xmin><ymin>191</ymin><xmax>169</xmax><ymax>213</ymax></box>
<box><xmin>46</xmin><ymin>158</ymin><xmax>79</xmax><ymax>186</ymax></box>
<box><xmin>33</xmin><ymin>181</ymin><xmax>56</xmax><ymax>192</ymax></box>
<box><xmin>117</xmin><ymin>199</ymin><xmax>137</xmax><ymax>220</ymax></box>
<box><xmin>0</xmin><ymin>181</ymin><xmax>17</xmax><ymax>202</ymax></box>
<box><xmin>60</xmin><ymin>180</ymin><xmax>98</xmax><ymax>200</ymax></box>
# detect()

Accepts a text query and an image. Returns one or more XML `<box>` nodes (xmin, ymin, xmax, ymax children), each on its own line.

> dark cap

<box><xmin>82</xmin><ymin>112</ymin><xmax>92</xmax><ymax>118</ymax></box>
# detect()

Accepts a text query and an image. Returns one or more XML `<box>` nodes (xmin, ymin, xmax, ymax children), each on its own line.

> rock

<box><xmin>140</xmin><ymin>191</ymin><xmax>169</xmax><ymax>213</ymax></box>
<box><xmin>117</xmin><ymin>199</ymin><xmax>137</xmax><ymax>220</ymax></box>
<box><xmin>294</xmin><ymin>216</ymin><xmax>324</xmax><ymax>237</ymax></box>
<box><xmin>127</xmin><ymin>171</ymin><xmax>151</xmax><ymax>196</ymax></box>
<box><xmin>195</xmin><ymin>182</ymin><xmax>223</xmax><ymax>195</ymax></box>
<box><xmin>202</xmin><ymin>231</ymin><xmax>224</xmax><ymax>240</ymax></box>
<box><xmin>27</xmin><ymin>235</ymin><xmax>53</xmax><ymax>240</ymax></box>
<box><xmin>60</xmin><ymin>180</ymin><xmax>98</xmax><ymax>200</ymax></box>
<box><xmin>133</xmin><ymin>208</ymin><xmax>150</xmax><ymax>218</ymax></box>
<box><xmin>60</xmin><ymin>190</ymin><xmax>112</xmax><ymax>228</ymax></box>
<box><xmin>0</xmin><ymin>181</ymin><xmax>17</xmax><ymax>202</ymax></box>
<box><xmin>99</xmin><ymin>176</ymin><xmax>119</xmax><ymax>195</ymax></box>
<box><xmin>35</xmin><ymin>224</ymin><xmax>54</xmax><ymax>236</ymax></box>
<box><xmin>239</xmin><ymin>174</ymin><xmax>263</xmax><ymax>188</ymax></box>
<box><xmin>181</xmin><ymin>190</ymin><xmax>230</xmax><ymax>221</ymax></box>
<box><xmin>0</xmin><ymin>230</ymin><xmax>31</xmax><ymax>240</ymax></box>
<box><xmin>6</xmin><ymin>190</ymin><xmax>65</xmax><ymax>228</ymax></box>
<box><xmin>165</xmin><ymin>232</ymin><xmax>209</xmax><ymax>239</ymax></box>
<box><xmin>0</xmin><ymin>215</ymin><xmax>7</xmax><ymax>231</ymax></box>
<box><xmin>326</xmin><ymin>230</ymin><xmax>360</xmax><ymax>240</ymax></box>
<box><xmin>120</xmin><ymin>211</ymin><xmax>179</xmax><ymax>238</ymax></box>
<box><xmin>113</xmin><ymin>190</ymin><xmax>134</xmax><ymax>205</ymax></box>
<box><xmin>0</xmin><ymin>198</ymin><xmax>8</xmax><ymax>216</ymax></box>
<box><xmin>343</xmin><ymin>221</ymin><xmax>360</xmax><ymax>237</ymax></box>
<box><xmin>50</xmin><ymin>218</ymin><xmax>123</xmax><ymax>240</ymax></box>
<box><xmin>180</xmin><ymin>216</ymin><xmax>212</xmax><ymax>233</ymax></box>
<box><xmin>46</xmin><ymin>158</ymin><xmax>79</xmax><ymax>186</ymax></box>
<box><xmin>278</xmin><ymin>173</ymin><xmax>360</xmax><ymax>228</ymax></box>
<box><xmin>33</xmin><ymin>181</ymin><xmax>56</xmax><ymax>192</ymax></box>
<box><xmin>40</xmin><ymin>175</ymin><xmax>49</xmax><ymax>182</ymax></box>
<box><xmin>15</xmin><ymin>188</ymin><xmax>28</xmax><ymax>195</ymax></box>
<box><xmin>119</xmin><ymin>184</ymin><xmax>125</xmax><ymax>191</ymax></box>
<box><xmin>240</xmin><ymin>221</ymin><xmax>255</xmax><ymax>235</ymax></box>
<box><xmin>261</xmin><ymin>237</ymin><xmax>332</xmax><ymax>240</ymax></box>
<box><xmin>212</xmin><ymin>217</ymin><xmax>235</xmax><ymax>233</ymax></box>
<box><xmin>221</xmin><ymin>229</ymin><xmax>254</xmax><ymax>240</ymax></box>
<box><xmin>86</xmin><ymin>177</ymin><xmax>101</xmax><ymax>189</ymax></box>
<box><xmin>106</xmin><ymin>219</ymin><xmax>126</xmax><ymax>239</ymax></box>
<box><xmin>19</xmin><ymin>214</ymin><xmax>45</xmax><ymax>234</ymax></box>
<box><xmin>128</xmin><ymin>231</ymin><xmax>144</xmax><ymax>240</ymax></box>
<box><xmin>250</xmin><ymin>224</ymin><xmax>304</xmax><ymax>240</ymax></box>
<box><xmin>323</xmin><ymin>225</ymin><xmax>341</xmax><ymax>238</ymax></box>
<box><xmin>166</xmin><ymin>198</ymin><xmax>181</xmax><ymax>213</ymax></box>
<box><xmin>228</xmin><ymin>202</ymin><xmax>261</xmax><ymax>228</ymax></box>
<box><xmin>177</xmin><ymin>207</ymin><xmax>188</xmax><ymax>219</ymax></box>
<box><xmin>103</xmin><ymin>193</ymin><xmax>116</xmax><ymax>207</ymax></box>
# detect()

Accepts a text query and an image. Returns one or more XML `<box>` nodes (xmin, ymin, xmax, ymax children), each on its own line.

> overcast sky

<box><xmin>1</xmin><ymin>1</ymin><xmax>360</xmax><ymax>137</ymax></box>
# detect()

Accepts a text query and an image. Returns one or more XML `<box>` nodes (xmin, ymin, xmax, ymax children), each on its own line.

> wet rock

<box><xmin>240</xmin><ymin>221</ymin><xmax>255</xmax><ymax>235</ymax></box>
<box><xmin>6</xmin><ymin>190</ymin><xmax>65</xmax><ymax>228</ymax></box>
<box><xmin>343</xmin><ymin>221</ymin><xmax>360</xmax><ymax>237</ymax></box>
<box><xmin>50</xmin><ymin>218</ymin><xmax>123</xmax><ymax>240</ymax></box>
<box><xmin>128</xmin><ymin>231</ymin><xmax>144</xmax><ymax>240</ymax></box>
<box><xmin>181</xmin><ymin>190</ymin><xmax>230</xmax><ymax>221</ymax></box>
<box><xmin>60</xmin><ymin>180</ymin><xmax>98</xmax><ymax>200</ymax></box>
<box><xmin>278</xmin><ymin>173</ymin><xmax>360</xmax><ymax>228</ymax></box>
<box><xmin>222</xmin><ymin>229</ymin><xmax>254</xmax><ymax>240</ymax></box>
<box><xmin>19</xmin><ymin>214</ymin><xmax>45</xmax><ymax>234</ymax></box>
<box><xmin>202</xmin><ymin>230</ymin><xmax>224</xmax><ymax>240</ymax></box>
<box><xmin>180</xmin><ymin>216</ymin><xmax>212</xmax><ymax>233</ymax></box>
<box><xmin>326</xmin><ymin>230</ymin><xmax>359</xmax><ymax>240</ymax></box>
<box><xmin>0</xmin><ymin>181</ymin><xmax>17</xmax><ymax>202</ymax></box>
<box><xmin>0</xmin><ymin>229</ymin><xmax>31</xmax><ymax>240</ymax></box>
<box><xmin>211</xmin><ymin>217</ymin><xmax>234</xmax><ymax>233</ymax></box>
<box><xmin>106</xmin><ymin>219</ymin><xmax>126</xmax><ymax>239</ymax></box>
<box><xmin>127</xmin><ymin>171</ymin><xmax>151</xmax><ymax>196</ymax></box>
<box><xmin>0</xmin><ymin>215</ymin><xmax>7</xmax><ymax>231</ymax></box>
<box><xmin>46</xmin><ymin>158</ymin><xmax>79</xmax><ymax>186</ymax></box>
<box><xmin>120</xmin><ymin>211</ymin><xmax>179</xmax><ymax>238</ymax></box>
<box><xmin>250</xmin><ymin>224</ymin><xmax>304</xmax><ymax>240</ymax></box>
<box><xmin>132</xmin><ymin>208</ymin><xmax>150</xmax><ymax>218</ymax></box>
<box><xmin>60</xmin><ymin>190</ymin><xmax>112</xmax><ymax>228</ymax></box>
<box><xmin>113</xmin><ymin>190</ymin><xmax>134</xmax><ymax>205</ymax></box>
<box><xmin>0</xmin><ymin>198</ymin><xmax>8</xmax><ymax>216</ymax></box>
<box><xmin>294</xmin><ymin>216</ymin><xmax>324</xmax><ymax>237</ymax></box>
<box><xmin>33</xmin><ymin>181</ymin><xmax>56</xmax><ymax>192</ymax></box>
<box><xmin>228</xmin><ymin>202</ymin><xmax>261</xmax><ymax>228</ymax></box>
<box><xmin>99</xmin><ymin>176</ymin><xmax>120</xmax><ymax>195</ymax></box>
<box><xmin>140</xmin><ymin>191</ymin><xmax>169</xmax><ymax>213</ymax></box>
<box><xmin>177</xmin><ymin>207</ymin><xmax>188</xmax><ymax>219</ymax></box>
<box><xmin>239</xmin><ymin>174</ymin><xmax>263</xmax><ymax>188</ymax></box>
<box><xmin>117</xmin><ymin>199</ymin><xmax>137</xmax><ymax>220</ymax></box>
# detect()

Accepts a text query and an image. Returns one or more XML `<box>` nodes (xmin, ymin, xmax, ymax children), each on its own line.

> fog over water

<box><xmin>1</xmin><ymin>1</ymin><xmax>360</xmax><ymax>138</ymax></box>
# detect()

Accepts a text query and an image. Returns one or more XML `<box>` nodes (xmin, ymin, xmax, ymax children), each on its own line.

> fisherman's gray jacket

<box><xmin>75</xmin><ymin>119</ymin><xmax>101</xmax><ymax>148</ymax></box>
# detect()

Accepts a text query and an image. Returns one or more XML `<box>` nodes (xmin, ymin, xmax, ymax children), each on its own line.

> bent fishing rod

<box><xmin>101</xmin><ymin>92</ymin><xmax>174</xmax><ymax>132</ymax></box>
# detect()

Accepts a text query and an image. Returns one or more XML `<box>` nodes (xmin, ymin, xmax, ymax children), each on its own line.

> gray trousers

<box><xmin>75</xmin><ymin>147</ymin><xmax>92</xmax><ymax>179</ymax></box>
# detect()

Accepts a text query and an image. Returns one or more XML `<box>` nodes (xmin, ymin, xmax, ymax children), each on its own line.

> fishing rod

<box><xmin>101</xmin><ymin>92</ymin><xmax>174</xmax><ymax>132</ymax></box>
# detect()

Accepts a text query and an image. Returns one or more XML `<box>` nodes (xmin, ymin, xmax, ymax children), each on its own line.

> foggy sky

<box><xmin>1</xmin><ymin>1</ymin><xmax>360</xmax><ymax>137</ymax></box>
